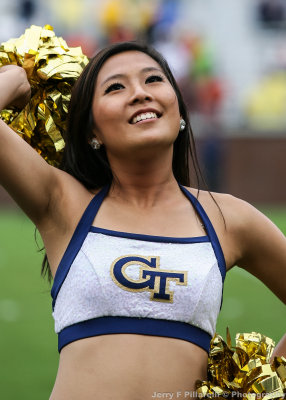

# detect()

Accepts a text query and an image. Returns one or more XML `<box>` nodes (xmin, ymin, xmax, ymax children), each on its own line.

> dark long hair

<box><xmin>41</xmin><ymin>41</ymin><xmax>206</xmax><ymax>281</ymax></box>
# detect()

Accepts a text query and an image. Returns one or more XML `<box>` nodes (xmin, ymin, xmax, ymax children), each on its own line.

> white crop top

<box><xmin>51</xmin><ymin>184</ymin><xmax>226</xmax><ymax>353</ymax></box>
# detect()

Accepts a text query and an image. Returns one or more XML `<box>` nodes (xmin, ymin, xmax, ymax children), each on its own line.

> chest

<box><xmin>93</xmin><ymin>201</ymin><xmax>205</xmax><ymax>238</ymax></box>
<box><xmin>53</xmin><ymin>232</ymin><xmax>224</xmax><ymax>333</ymax></box>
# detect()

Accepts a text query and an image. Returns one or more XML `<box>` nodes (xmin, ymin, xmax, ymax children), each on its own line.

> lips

<box><xmin>129</xmin><ymin>109</ymin><xmax>162</xmax><ymax>124</ymax></box>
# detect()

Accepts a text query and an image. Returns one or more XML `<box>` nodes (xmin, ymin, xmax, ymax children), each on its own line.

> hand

<box><xmin>272</xmin><ymin>333</ymin><xmax>286</xmax><ymax>359</ymax></box>
<box><xmin>0</xmin><ymin>65</ymin><xmax>31</xmax><ymax>110</ymax></box>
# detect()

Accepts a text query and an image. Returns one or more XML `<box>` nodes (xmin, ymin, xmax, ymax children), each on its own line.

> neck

<box><xmin>107</xmin><ymin>149</ymin><xmax>181</xmax><ymax>208</ymax></box>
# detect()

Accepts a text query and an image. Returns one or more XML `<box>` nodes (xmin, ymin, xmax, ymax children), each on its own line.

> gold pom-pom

<box><xmin>0</xmin><ymin>25</ymin><xmax>89</xmax><ymax>166</ymax></box>
<box><xmin>196</xmin><ymin>330</ymin><xmax>286</xmax><ymax>400</ymax></box>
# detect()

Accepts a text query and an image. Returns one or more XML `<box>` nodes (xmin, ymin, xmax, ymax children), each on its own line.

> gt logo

<box><xmin>110</xmin><ymin>255</ymin><xmax>188</xmax><ymax>303</ymax></box>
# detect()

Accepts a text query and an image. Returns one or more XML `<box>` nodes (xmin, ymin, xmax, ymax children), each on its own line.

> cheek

<box><xmin>164</xmin><ymin>88</ymin><xmax>180</xmax><ymax>112</ymax></box>
<box><xmin>92</xmin><ymin>100</ymin><xmax>127</xmax><ymax>147</ymax></box>
<box><xmin>93</xmin><ymin>99</ymin><xmax>122</xmax><ymax>124</ymax></box>
<box><xmin>163</xmin><ymin>90</ymin><xmax>181</xmax><ymax>132</ymax></box>
<box><xmin>92</xmin><ymin>100</ymin><xmax>122</xmax><ymax>132</ymax></box>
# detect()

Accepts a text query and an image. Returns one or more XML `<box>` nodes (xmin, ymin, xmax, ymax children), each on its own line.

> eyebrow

<box><xmin>100</xmin><ymin>67</ymin><xmax>164</xmax><ymax>87</ymax></box>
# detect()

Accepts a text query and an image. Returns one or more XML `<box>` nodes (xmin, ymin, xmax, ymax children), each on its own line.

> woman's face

<box><xmin>91</xmin><ymin>51</ymin><xmax>181</xmax><ymax>159</ymax></box>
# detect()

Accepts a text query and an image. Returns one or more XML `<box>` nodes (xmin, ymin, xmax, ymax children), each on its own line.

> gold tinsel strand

<box><xmin>0</xmin><ymin>25</ymin><xmax>89</xmax><ymax>166</ymax></box>
<box><xmin>196</xmin><ymin>330</ymin><xmax>286</xmax><ymax>399</ymax></box>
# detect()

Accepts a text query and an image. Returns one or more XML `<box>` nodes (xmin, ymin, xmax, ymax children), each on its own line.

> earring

<box><xmin>90</xmin><ymin>137</ymin><xmax>101</xmax><ymax>150</ymax></box>
<box><xmin>180</xmin><ymin>119</ymin><xmax>186</xmax><ymax>131</ymax></box>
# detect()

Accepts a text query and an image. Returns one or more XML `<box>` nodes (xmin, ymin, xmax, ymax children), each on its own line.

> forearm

<box><xmin>0</xmin><ymin>66</ymin><xmax>55</xmax><ymax>223</ymax></box>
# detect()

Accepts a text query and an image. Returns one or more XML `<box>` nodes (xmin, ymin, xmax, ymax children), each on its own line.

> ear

<box><xmin>179</xmin><ymin>117</ymin><xmax>186</xmax><ymax>132</ymax></box>
<box><xmin>89</xmin><ymin>134</ymin><xmax>103</xmax><ymax>144</ymax></box>
<box><xmin>89</xmin><ymin>137</ymin><xmax>102</xmax><ymax>150</ymax></box>
<box><xmin>89</xmin><ymin>113</ymin><xmax>103</xmax><ymax>145</ymax></box>
<box><xmin>90</xmin><ymin>126</ymin><xmax>103</xmax><ymax>145</ymax></box>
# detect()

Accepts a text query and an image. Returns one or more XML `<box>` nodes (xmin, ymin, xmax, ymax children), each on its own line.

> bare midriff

<box><xmin>50</xmin><ymin>334</ymin><xmax>208</xmax><ymax>400</ymax></box>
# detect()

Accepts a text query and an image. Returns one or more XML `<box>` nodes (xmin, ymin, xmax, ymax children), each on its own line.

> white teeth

<box><xmin>132</xmin><ymin>112</ymin><xmax>158</xmax><ymax>124</ymax></box>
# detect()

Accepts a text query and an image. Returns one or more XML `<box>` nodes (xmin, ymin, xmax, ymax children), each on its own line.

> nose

<box><xmin>128</xmin><ymin>83</ymin><xmax>153</xmax><ymax>105</ymax></box>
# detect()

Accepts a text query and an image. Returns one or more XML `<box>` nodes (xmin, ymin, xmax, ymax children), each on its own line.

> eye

<box><xmin>145</xmin><ymin>74</ymin><xmax>164</xmax><ymax>84</ymax></box>
<box><xmin>104</xmin><ymin>82</ymin><xmax>124</xmax><ymax>94</ymax></box>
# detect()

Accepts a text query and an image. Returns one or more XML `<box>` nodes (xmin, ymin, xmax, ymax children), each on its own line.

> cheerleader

<box><xmin>0</xmin><ymin>42</ymin><xmax>285</xmax><ymax>400</ymax></box>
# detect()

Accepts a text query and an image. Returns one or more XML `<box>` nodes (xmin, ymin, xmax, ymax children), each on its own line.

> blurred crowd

<box><xmin>258</xmin><ymin>0</ymin><xmax>286</xmax><ymax>28</ymax></box>
<box><xmin>0</xmin><ymin>0</ymin><xmax>286</xmax><ymax>199</ymax></box>
<box><xmin>0</xmin><ymin>0</ymin><xmax>223</xmax><ymax>123</ymax></box>
<box><xmin>1</xmin><ymin>0</ymin><xmax>286</xmax><ymax>135</ymax></box>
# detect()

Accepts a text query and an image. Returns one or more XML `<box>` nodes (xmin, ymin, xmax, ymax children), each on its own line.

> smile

<box><xmin>131</xmin><ymin>112</ymin><xmax>160</xmax><ymax>124</ymax></box>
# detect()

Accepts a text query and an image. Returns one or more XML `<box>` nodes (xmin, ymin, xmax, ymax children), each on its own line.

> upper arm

<box><xmin>0</xmin><ymin>119</ymin><xmax>62</xmax><ymax>224</ymax></box>
<box><xmin>231</xmin><ymin>197</ymin><xmax>286</xmax><ymax>304</ymax></box>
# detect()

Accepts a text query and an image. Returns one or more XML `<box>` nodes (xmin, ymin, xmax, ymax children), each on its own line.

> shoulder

<box><xmin>185</xmin><ymin>188</ymin><xmax>286</xmax><ymax>301</ymax></box>
<box><xmin>197</xmin><ymin>191</ymin><xmax>286</xmax><ymax>304</ymax></box>
<box><xmin>188</xmin><ymin>187</ymin><xmax>263</xmax><ymax>230</ymax></box>
<box><xmin>186</xmin><ymin>187</ymin><xmax>253</xmax><ymax>229</ymax></box>
<box><xmin>184</xmin><ymin>187</ymin><xmax>279</xmax><ymax>268</ymax></box>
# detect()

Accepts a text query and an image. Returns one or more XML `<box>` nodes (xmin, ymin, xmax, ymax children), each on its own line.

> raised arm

<box><xmin>0</xmin><ymin>65</ymin><xmax>62</xmax><ymax>224</ymax></box>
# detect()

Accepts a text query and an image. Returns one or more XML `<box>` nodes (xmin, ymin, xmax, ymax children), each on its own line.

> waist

<box><xmin>51</xmin><ymin>334</ymin><xmax>208</xmax><ymax>400</ymax></box>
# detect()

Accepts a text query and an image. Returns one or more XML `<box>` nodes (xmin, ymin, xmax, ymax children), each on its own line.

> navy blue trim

<box><xmin>179</xmin><ymin>185</ymin><xmax>226</xmax><ymax>283</ymax></box>
<box><xmin>58</xmin><ymin>316</ymin><xmax>211</xmax><ymax>353</ymax></box>
<box><xmin>51</xmin><ymin>183</ymin><xmax>226</xmax><ymax>310</ymax></box>
<box><xmin>51</xmin><ymin>185</ymin><xmax>110</xmax><ymax>309</ymax></box>
<box><xmin>89</xmin><ymin>226</ymin><xmax>209</xmax><ymax>244</ymax></box>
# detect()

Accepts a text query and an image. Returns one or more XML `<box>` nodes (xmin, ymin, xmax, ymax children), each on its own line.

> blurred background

<box><xmin>0</xmin><ymin>0</ymin><xmax>286</xmax><ymax>399</ymax></box>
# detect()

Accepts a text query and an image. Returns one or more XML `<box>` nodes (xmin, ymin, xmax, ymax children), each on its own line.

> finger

<box><xmin>0</xmin><ymin>65</ymin><xmax>21</xmax><ymax>73</ymax></box>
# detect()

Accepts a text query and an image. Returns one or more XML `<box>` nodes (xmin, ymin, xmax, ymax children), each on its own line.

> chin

<box><xmin>130</xmin><ymin>136</ymin><xmax>175</xmax><ymax>156</ymax></box>
<box><xmin>136</xmin><ymin>128</ymin><xmax>177</xmax><ymax>145</ymax></box>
